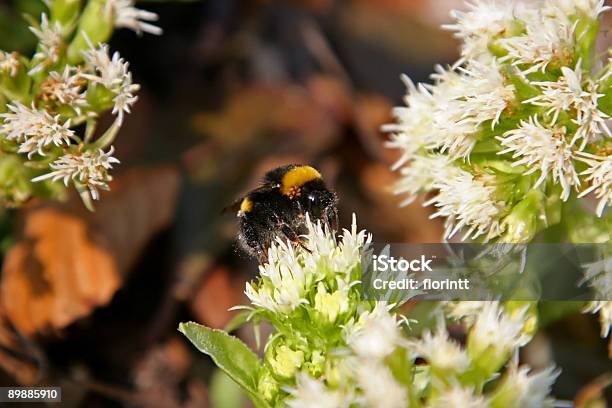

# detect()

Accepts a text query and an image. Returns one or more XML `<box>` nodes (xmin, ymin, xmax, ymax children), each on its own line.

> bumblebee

<box><xmin>228</xmin><ymin>165</ymin><xmax>338</xmax><ymax>262</ymax></box>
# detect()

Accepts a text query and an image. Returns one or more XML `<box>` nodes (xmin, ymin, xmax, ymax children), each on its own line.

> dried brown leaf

<box><xmin>0</xmin><ymin>166</ymin><xmax>180</xmax><ymax>336</ymax></box>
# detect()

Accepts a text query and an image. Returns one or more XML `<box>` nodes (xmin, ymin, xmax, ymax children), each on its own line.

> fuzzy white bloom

<box><xmin>32</xmin><ymin>147</ymin><xmax>120</xmax><ymax>200</ymax></box>
<box><xmin>383</xmin><ymin>76</ymin><xmax>435</xmax><ymax>170</ymax></box>
<box><xmin>423</xmin><ymin>61</ymin><xmax>515</xmax><ymax>159</ymax></box>
<box><xmin>499</xmin><ymin>6</ymin><xmax>575</xmax><ymax>75</ymax></box>
<box><xmin>245</xmin><ymin>215</ymin><xmax>369</xmax><ymax>314</ymax></box>
<box><xmin>0</xmin><ymin>51</ymin><xmax>19</xmax><ymax>77</ymax></box>
<box><xmin>425</xmin><ymin>168</ymin><xmax>504</xmax><ymax>240</ymax></box>
<box><xmin>428</xmin><ymin>384</ymin><xmax>488</xmax><ymax>408</ymax></box>
<box><xmin>498</xmin><ymin>116</ymin><xmax>580</xmax><ymax>201</ymax></box>
<box><xmin>386</xmin><ymin>61</ymin><xmax>514</xmax><ymax>164</ymax></box>
<box><xmin>355</xmin><ymin>360</ymin><xmax>408</xmax><ymax>408</ymax></box>
<box><xmin>82</xmin><ymin>43</ymin><xmax>139</xmax><ymax>118</ymax></box>
<box><xmin>454</xmin><ymin>60</ymin><xmax>515</xmax><ymax>128</ymax></box>
<box><xmin>526</xmin><ymin>63</ymin><xmax>610</xmax><ymax>145</ymax></box>
<box><xmin>105</xmin><ymin>0</ymin><xmax>162</xmax><ymax>35</ymax></box>
<box><xmin>552</xmin><ymin>0</ymin><xmax>610</xmax><ymax>19</ymax></box>
<box><xmin>345</xmin><ymin>302</ymin><xmax>403</xmax><ymax>360</ymax></box>
<box><xmin>41</xmin><ymin>67</ymin><xmax>88</xmax><ymax>114</ymax></box>
<box><xmin>286</xmin><ymin>374</ymin><xmax>350</xmax><ymax>408</ymax></box>
<box><xmin>393</xmin><ymin>154</ymin><xmax>458</xmax><ymax>206</ymax></box>
<box><xmin>576</xmin><ymin>152</ymin><xmax>612</xmax><ymax>216</ymax></box>
<box><xmin>495</xmin><ymin>363</ymin><xmax>561</xmax><ymax>408</ymax></box>
<box><xmin>468</xmin><ymin>302</ymin><xmax>528</xmax><ymax>357</ymax></box>
<box><xmin>409</xmin><ymin>319</ymin><xmax>470</xmax><ymax>374</ymax></box>
<box><xmin>29</xmin><ymin>14</ymin><xmax>63</xmax><ymax>75</ymax></box>
<box><xmin>246</xmin><ymin>239</ymin><xmax>310</xmax><ymax>314</ymax></box>
<box><xmin>442</xmin><ymin>0</ymin><xmax>524</xmax><ymax>62</ymax></box>
<box><xmin>0</xmin><ymin>102</ymin><xmax>75</xmax><ymax>158</ymax></box>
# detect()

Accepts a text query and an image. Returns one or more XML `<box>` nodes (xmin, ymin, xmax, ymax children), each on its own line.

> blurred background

<box><xmin>0</xmin><ymin>0</ymin><xmax>610</xmax><ymax>406</ymax></box>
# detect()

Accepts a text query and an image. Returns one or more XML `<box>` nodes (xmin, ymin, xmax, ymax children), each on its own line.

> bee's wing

<box><xmin>221</xmin><ymin>198</ymin><xmax>243</xmax><ymax>215</ymax></box>
<box><xmin>221</xmin><ymin>183</ymin><xmax>277</xmax><ymax>215</ymax></box>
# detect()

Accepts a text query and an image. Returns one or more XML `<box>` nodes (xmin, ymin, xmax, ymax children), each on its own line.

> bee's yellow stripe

<box><xmin>240</xmin><ymin>197</ymin><xmax>253</xmax><ymax>213</ymax></box>
<box><xmin>280</xmin><ymin>166</ymin><xmax>321</xmax><ymax>195</ymax></box>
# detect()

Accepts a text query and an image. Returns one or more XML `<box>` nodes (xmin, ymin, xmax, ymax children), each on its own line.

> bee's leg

<box><xmin>256</xmin><ymin>248</ymin><xmax>268</xmax><ymax>264</ymax></box>
<box><xmin>280</xmin><ymin>223</ymin><xmax>312</xmax><ymax>254</ymax></box>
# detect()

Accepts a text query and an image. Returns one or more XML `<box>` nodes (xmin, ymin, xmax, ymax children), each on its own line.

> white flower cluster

<box><xmin>82</xmin><ymin>43</ymin><xmax>140</xmax><ymax>119</ymax></box>
<box><xmin>29</xmin><ymin>14</ymin><xmax>63</xmax><ymax>75</ymax></box>
<box><xmin>245</xmin><ymin>215</ymin><xmax>370</xmax><ymax>315</ymax></box>
<box><xmin>32</xmin><ymin>147</ymin><xmax>120</xmax><ymax>200</ymax></box>
<box><xmin>386</xmin><ymin>0</ymin><xmax>612</xmax><ymax>241</ymax></box>
<box><xmin>240</xmin><ymin>218</ymin><xmax>558</xmax><ymax>407</ymax></box>
<box><xmin>0</xmin><ymin>103</ymin><xmax>75</xmax><ymax>158</ymax></box>
<box><xmin>0</xmin><ymin>6</ymin><xmax>161</xmax><ymax>206</ymax></box>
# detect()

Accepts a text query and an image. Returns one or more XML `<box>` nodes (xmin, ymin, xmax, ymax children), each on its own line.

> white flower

<box><xmin>0</xmin><ymin>102</ymin><xmax>75</xmax><ymax>158</ymax></box>
<box><xmin>468</xmin><ymin>302</ymin><xmax>528</xmax><ymax>358</ymax></box>
<box><xmin>383</xmin><ymin>76</ymin><xmax>435</xmax><ymax>170</ymax></box>
<box><xmin>29</xmin><ymin>14</ymin><xmax>63</xmax><ymax>75</ymax></box>
<box><xmin>409</xmin><ymin>319</ymin><xmax>470</xmax><ymax>374</ymax></box>
<box><xmin>499</xmin><ymin>6</ymin><xmax>575</xmax><ymax>75</ymax></box>
<box><xmin>32</xmin><ymin>146</ymin><xmax>120</xmax><ymax>200</ymax></box>
<box><xmin>286</xmin><ymin>374</ymin><xmax>350</xmax><ymax>408</ymax></box>
<box><xmin>576</xmin><ymin>152</ymin><xmax>612</xmax><ymax>217</ymax></box>
<box><xmin>355</xmin><ymin>360</ymin><xmax>407</xmax><ymax>408</ymax></box>
<box><xmin>0</xmin><ymin>51</ymin><xmax>19</xmax><ymax>77</ymax></box>
<box><xmin>40</xmin><ymin>67</ymin><xmax>88</xmax><ymax>113</ymax></box>
<box><xmin>105</xmin><ymin>0</ymin><xmax>162</xmax><ymax>35</ymax></box>
<box><xmin>245</xmin><ymin>215</ymin><xmax>369</xmax><ymax>315</ymax></box>
<box><xmin>497</xmin><ymin>116</ymin><xmax>580</xmax><ymax>201</ymax></box>
<box><xmin>552</xmin><ymin>0</ymin><xmax>610</xmax><ymax>19</ymax></box>
<box><xmin>428</xmin><ymin>384</ymin><xmax>488</xmax><ymax>408</ymax></box>
<box><xmin>494</xmin><ymin>363</ymin><xmax>560</xmax><ymax>408</ymax></box>
<box><xmin>454</xmin><ymin>60</ymin><xmax>515</xmax><ymax>128</ymax></box>
<box><xmin>246</xmin><ymin>239</ymin><xmax>310</xmax><ymax>314</ymax></box>
<box><xmin>526</xmin><ymin>62</ymin><xmax>610</xmax><ymax>145</ymax></box>
<box><xmin>442</xmin><ymin>0</ymin><xmax>525</xmax><ymax>62</ymax></box>
<box><xmin>423</xmin><ymin>62</ymin><xmax>513</xmax><ymax>159</ymax></box>
<box><xmin>345</xmin><ymin>302</ymin><xmax>403</xmax><ymax>360</ymax></box>
<box><xmin>392</xmin><ymin>154</ymin><xmax>458</xmax><ymax>207</ymax></box>
<box><xmin>425</xmin><ymin>168</ymin><xmax>505</xmax><ymax>240</ymax></box>
<box><xmin>82</xmin><ymin>43</ymin><xmax>140</xmax><ymax>118</ymax></box>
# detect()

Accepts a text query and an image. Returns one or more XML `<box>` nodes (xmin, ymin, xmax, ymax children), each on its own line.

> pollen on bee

<box><xmin>280</xmin><ymin>166</ymin><xmax>321</xmax><ymax>196</ymax></box>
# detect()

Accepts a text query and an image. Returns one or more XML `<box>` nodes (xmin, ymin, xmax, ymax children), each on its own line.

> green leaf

<box><xmin>178</xmin><ymin>322</ymin><xmax>272</xmax><ymax>408</ymax></box>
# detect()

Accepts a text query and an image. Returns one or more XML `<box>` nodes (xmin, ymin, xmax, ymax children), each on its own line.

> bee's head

<box><xmin>278</xmin><ymin>165</ymin><xmax>338</xmax><ymax>228</ymax></box>
<box><xmin>299</xmin><ymin>180</ymin><xmax>338</xmax><ymax>232</ymax></box>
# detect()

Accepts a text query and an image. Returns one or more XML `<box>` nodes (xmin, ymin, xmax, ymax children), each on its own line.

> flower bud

<box><xmin>500</xmin><ymin>190</ymin><xmax>545</xmax><ymax>243</ymax></box>
<box><xmin>257</xmin><ymin>369</ymin><xmax>279</xmax><ymax>402</ymax></box>
<box><xmin>314</xmin><ymin>283</ymin><xmax>349</xmax><ymax>324</ymax></box>
<box><xmin>267</xmin><ymin>344</ymin><xmax>304</xmax><ymax>379</ymax></box>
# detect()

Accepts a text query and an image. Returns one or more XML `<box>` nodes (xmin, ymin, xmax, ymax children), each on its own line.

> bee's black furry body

<box><xmin>232</xmin><ymin>165</ymin><xmax>338</xmax><ymax>262</ymax></box>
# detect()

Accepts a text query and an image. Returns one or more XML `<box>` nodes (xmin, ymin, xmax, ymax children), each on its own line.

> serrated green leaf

<box><xmin>178</xmin><ymin>322</ymin><xmax>272</xmax><ymax>408</ymax></box>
